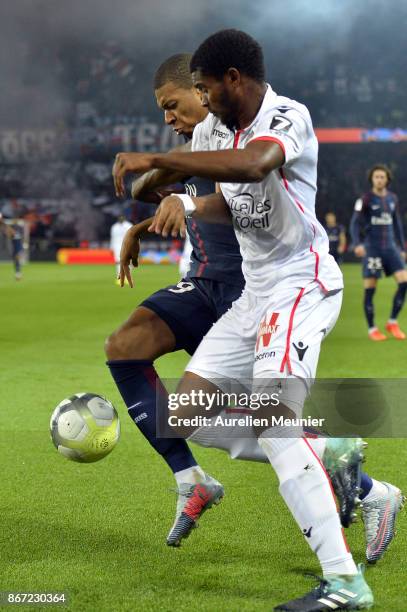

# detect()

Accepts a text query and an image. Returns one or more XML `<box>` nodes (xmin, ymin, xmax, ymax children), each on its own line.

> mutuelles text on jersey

<box><xmin>182</xmin><ymin>175</ymin><xmax>244</xmax><ymax>286</ymax></box>
<box><xmin>192</xmin><ymin>85</ymin><xmax>343</xmax><ymax>296</ymax></box>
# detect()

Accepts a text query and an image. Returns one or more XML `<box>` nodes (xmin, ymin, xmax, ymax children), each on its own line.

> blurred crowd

<box><xmin>1</xmin><ymin>0</ymin><xmax>406</xmax><ymax>256</ymax></box>
<box><xmin>1</xmin><ymin>142</ymin><xmax>406</xmax><ymax>258</ymax></box>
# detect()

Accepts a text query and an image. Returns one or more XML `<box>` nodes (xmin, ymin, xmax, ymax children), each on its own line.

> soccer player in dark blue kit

<box><xmin>107</xmin><ymin>54</ymin><xmax>402</xmax><ymax>564</ymax></box>
<box><xmin>105</xmin><ymin>54</ymin><xmax>244</xmax><ymax>544</ymax></box>
<box><xmin>0</xmin><ymin>214</ymin><xmax>25</xmax><ymax>280</ymax></box>
<box><xmin>350</xmin><ymin>164</ymin><xmax>407</xmax><ymax>341</ymax></box>
<box><xmin>324</xmin><ymin>212</ymin><xmax>346</xmax><ymax>264</ymax></box>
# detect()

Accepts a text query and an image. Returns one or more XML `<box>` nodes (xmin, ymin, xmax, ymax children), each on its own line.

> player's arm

<box><xmin>113</xmin><ymin>141</ymin><xmax>285</xmax><ymax>198</ymax></box>
<box><xmin>350</xmin><ymin>198</ymin><xmax>366</xmax><ymax>257</ymax></box>
<box><xmin>130</xmin><ymin>141</ymin><xmax>192</xmax><ymax>201</ymax></box>
<box><xmin>392</xmin><ymin>198</ymin><xmax>406</xmax><ymax>256</ymax></box>
<box><xmin>338</xmin><ymin>227</ymin><xmax>347</xmax><ymax>254</ymax></box>
<box><xmin>118</xmin><ymin>218</ymin><xmax>151</xmax><ymax>288</ymax></box>
<box><xmin>148</xmin><ymin>192</ymin><xmax>232</xmax><ymax>239</ymax></box>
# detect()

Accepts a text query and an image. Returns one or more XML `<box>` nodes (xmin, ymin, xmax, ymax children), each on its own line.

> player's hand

<box><xmin>148</xmin><ymin>195</ymin><xmax>187</xmax><ymax>238</ymax></box>
<box><xmin>401</xmin><ymin>251</ymin><xmax>406</xmax><ymax>262</ymax></box>
<box><xmin>113</xmin><ymin>153</ymin><xmax>154</xmax><ymax>198</ymax></box>
<box><xmin>118</xmin><ymin>226</ymin><xmax>142</xmax><ymax>288</ymax></box>
<box><xmin>354</xmin><ymin>244</ymin><xmax>366</xmax><ymax>258</ymax></box>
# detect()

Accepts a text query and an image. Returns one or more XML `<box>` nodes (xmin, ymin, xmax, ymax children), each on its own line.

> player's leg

<box><xmin>105</xmin><ymin>282</ymin><xmax>216</xmax><ymax>490</ymax></box>
<box><xmin>166</xmin><ymin>290</ymin><xmax>256</xmax><ymax>545</ymax></box>
<box><xmin>362</xmin><ymin>251</ymin><xmax>386</xmax><ymax>340</ymax></box>
<box><xmin>13</xmin><ymin>242</ymin><xmax>23</xmax><ymax>280</ymax></box>
<box><xmin>363</xmin><ymin>275</ymin><xmax>385</xmax><ymax>340</ymax></box>
<box><xmin>254</xmin><ymin>288</ymin><xmax>373</xmax><ymax>609</ymax></box>
<box><xmin>386</xmin><ymin>266</ymin><xmax>407</xmax><ymax>339</ymax></box>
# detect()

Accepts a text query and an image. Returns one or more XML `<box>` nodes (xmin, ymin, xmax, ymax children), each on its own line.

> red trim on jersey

<box><xmin>249</xmin><ymin>136</ymin><xmax>286</xmax><ymax>159</ymax></box>
<box><xmin>233</xmin><ymin>129</ymin><xmax>243</xmax><ymax>149</ymax></box>
<box><xmin>190</xmin><ymin>220</ymin><xmax>209</xmax><ymax>277</ymax></box>
<box><xmin>279</xmin><ymin>169</ymin><xmax>329</xmax><ymax>291</ymax></box>
<box><xmin>279</xmin><ymin>287</ymin><xmax>305</xmax><ymax>374</ymax></box>
<box><xmin>310</xmin><ymin>224</ymin><xmax>329</xmax><ymax>292</ymax></box>
<box><xmin>303</xmin><ymin>436</ymin><xmax>350</xmax><ymax>553</ymax></box>
<box><xmin>279</xmin><ymin>168</ymin><xmax>305</xmax><ymax>213</ymax></box>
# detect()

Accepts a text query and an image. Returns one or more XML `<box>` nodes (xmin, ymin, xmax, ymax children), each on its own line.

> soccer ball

<box><xmin>50</xmin><ymin>393</ymin><xmax>120</xmax><ymax>463</ymax></box>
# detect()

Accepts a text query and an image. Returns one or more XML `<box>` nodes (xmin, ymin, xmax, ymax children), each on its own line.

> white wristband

<box><xmin>171</xmin><ymin>193</ymin><xmax>197</xmax><ymax>217</ymax></box>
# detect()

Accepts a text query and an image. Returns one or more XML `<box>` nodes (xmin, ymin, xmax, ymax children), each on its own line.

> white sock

<box><xmin>362</xmin><ymin>478</ymin><xmax>388</xmax><ymax>503</ymax></box>
<box><xmin>305</xmin><ymin>436</ymin><xmax>327</xmax><ymax>459</ymax></box>
<box><xmin>115</xmin><ymin>263</ymin><xmax>120</xmax><ymax>276</ymax></box>
<box><xmin>174</xmin><ymin>465</ymin><xmax>206</xmax><ymax>486</ymax></box>
<box><xmin>258</xmin><ymin>431</ymin><xmax>357</xmax><ymax>577</ymax></box>
<box><xmin>388</xmin><ymin>319</ymin><xmax>397</xmax><ymax>325</ymax></box>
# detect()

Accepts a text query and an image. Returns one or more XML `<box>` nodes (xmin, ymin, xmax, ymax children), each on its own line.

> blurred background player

<box><xmin>324</xmin><ymin>212</ymin><xmax>346</xmax><ymax>264</ymax></box>
<box><xmin>0</xmin><ymin>214</ymin><xmax>26</xmax><ymax>280</ymax></box>
<box><xmin>110</xmin><ymin>214</ymin><xmax>132</xmax><ymax>282</ymax></box>
<box><xmin>350</xmin><ymin>164</ymin><xmax>407</xmax><ymax>341</ymax></box>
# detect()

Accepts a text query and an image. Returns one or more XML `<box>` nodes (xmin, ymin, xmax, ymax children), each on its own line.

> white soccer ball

<box><xmin>50</xmin><ymin>393</ymin><xmax>120</xmax><ymax>463</ymax></box>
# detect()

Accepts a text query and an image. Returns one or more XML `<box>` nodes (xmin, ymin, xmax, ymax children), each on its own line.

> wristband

<box><xmin>171</xmin><ymin>193</ymin><xmax>197</xmax><ymax>217</ymax></box>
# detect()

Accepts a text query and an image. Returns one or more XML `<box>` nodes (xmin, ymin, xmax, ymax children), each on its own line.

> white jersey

<box><xmin>110</xmin><ymin>220</ymin><xmax>132</xmax><ymax>248</ymax></box>
<box><xmin>192</xmin><ymin>85</ymin><xmax>343</xmax><ymax>296</ymax></box>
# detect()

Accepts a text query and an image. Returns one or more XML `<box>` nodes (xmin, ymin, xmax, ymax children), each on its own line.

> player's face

<box><xmin>155</xmin><ymin>81</ymin><xmax>207</xmax><ymax>138</ymax></box>
<box><xmin>371</xmin><ymin>170</ymin><xmax>388</xmax><ymax>191</ymax></box>
<box><xmin>192</xmin><ymin>70</ymin><xmax>239</xmax><ymax>130</ymax></box>
<box><xmin>325</xmin><ymin>213</ymin><xmax>336</xmax><ymax>227</ymax></box>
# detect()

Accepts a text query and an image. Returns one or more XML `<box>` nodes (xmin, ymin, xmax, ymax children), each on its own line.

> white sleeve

<box><xmin>191</xmin><ymin>115</ymin><xmax>212</xmax><ymax>152</ymax></box>
<box><xmin>247</xmin><ymin>108</ymin><xmax>309</xmax><ymax>164</ymax></box>
<box><xmin>354</xmin><ymin>198</ymin><xmax>363</xmax><ymax>212</ymax></box>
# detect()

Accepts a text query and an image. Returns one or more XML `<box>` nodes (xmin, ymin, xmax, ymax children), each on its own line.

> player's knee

<box><xmin>105</xmin><ymin>322</ymin><xmax>145</xmax><ymax>360</ymax></box>
<box><xmin>105</xmin><ymin>309</ymin><xmax>175</xmax><ymax>361</ymax></box>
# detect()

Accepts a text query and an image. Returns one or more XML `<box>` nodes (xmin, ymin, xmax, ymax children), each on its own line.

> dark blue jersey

<box><xmin>350</xmin><ymin>191</ymin><xmax>405</xmax><ymax>251</ymax></box>
<box><xmin>325</xmin><ymin>224</ymin><xmax>345</xmax><ymax>256</ymax></box>
<box><xmin>183</xmin><ymin>176</ymin><xmax>243</xmax><ymax>286</ymax></box>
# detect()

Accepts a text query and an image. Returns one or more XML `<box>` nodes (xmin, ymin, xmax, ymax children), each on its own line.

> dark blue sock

<box><xmin>107</xmin><ymin>359</ymin><xmax>197</xmax><ymax>473</ymax></box>
<box><xmin>364</xmin><ymin>288</ymin><xmax>376</xmax><ymax>328</ymax></box>
<box><xmin>390</xmin><ymin>281</ymin><xmax>407</xmax><ymax>320</ymax></box>
<box><xmin>15</xmin><ymin>257</ymin><xmax>21</xmax><ymax>273</ymax></box>
<box><xmin>359</xmin><ymin>472</ymin><xmax>373</xmax><ymax>500</ymax></box>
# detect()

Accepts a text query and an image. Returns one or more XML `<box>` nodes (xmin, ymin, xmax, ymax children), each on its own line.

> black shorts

<box><xmin>141</xmin><ymin>277</ymin><xmax>244</xmax><ymax>355</ymax></box>
<box><xmin>362</xmin><ymin>248</ymin><xmax>405</xmax><ymax>278</ymax></box>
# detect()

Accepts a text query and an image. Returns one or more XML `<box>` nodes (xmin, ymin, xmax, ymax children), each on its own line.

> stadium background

<box><xmin>0</xmin><ymin>0</ymin><xmax>406</xmax><ymax>259</ymax></box>
<box><xmin>1</xmin><ymin>1</ymin><xmax>407</xmax><ymax>611</ymax></box>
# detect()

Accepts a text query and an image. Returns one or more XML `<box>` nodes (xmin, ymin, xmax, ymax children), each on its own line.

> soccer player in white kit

<box><xmin>110</xmin><ymin>215</ymin><xmax>133</xmax><ymax>279</ymax></box>
<box><xmin>113</xmin><ymin>30</ymin><xmax>374</xmax><ymax>612</ymax></box>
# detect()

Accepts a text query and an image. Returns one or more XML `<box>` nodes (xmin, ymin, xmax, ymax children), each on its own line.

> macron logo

<box><xmin>133</xmin><ymin>412</ymin><xmax>148</xmax><ymax>424</ymax></box>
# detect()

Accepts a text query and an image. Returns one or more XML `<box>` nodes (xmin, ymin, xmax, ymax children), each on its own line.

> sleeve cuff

<box><xmin>248</xmin><ymin>136</ymin><xmax>286</xmax><ymax>161</ymax></box>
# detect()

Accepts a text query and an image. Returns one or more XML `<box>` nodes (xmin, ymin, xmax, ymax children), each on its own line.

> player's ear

<box><xmin>226</xmin><ymin>68</ymin><xmax>241</xmax><ymax>88</ymax></box>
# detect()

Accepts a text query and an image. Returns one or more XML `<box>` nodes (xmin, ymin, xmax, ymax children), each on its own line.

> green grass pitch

<box><xmin>1</xmin><ymin>262</ymin><xmax>406</xmax><ymax>611</ymax></box>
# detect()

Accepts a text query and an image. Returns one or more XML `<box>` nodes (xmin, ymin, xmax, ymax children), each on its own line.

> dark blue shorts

<box><xmin>141</xmin><ymin>277</ymin><xmax>244</xmax><ymax>355</ymax></box>
<box><xmin>12</xmin><ymin>239</ymin><xmax>23</xmax><ymax>256</ymax></box>
<box><xmin>362</xmin><ymin>248</ymin><xmax>405</xmax><ymax>278</ymax></box>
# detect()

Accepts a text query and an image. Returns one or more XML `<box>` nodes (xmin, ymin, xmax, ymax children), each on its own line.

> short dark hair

<box><xmin>190</xmin><ymin>29</ymin><xmax>265</xmax><ymax>82</ymax></box>
<box><xmin>367</xmin><ymin>164</ymin><xmax>393</xmax><ymax>185</ymax></box>
<box><xmin>153</xmin><ymin>53</ymin><xmax>193</xmax><ymax>90</ymax></box>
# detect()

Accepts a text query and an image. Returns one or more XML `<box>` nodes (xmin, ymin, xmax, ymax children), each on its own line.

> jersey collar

<box><xmin>233</xmin><ymin>84</ymin><xmax>277</xmax><ymax>137</ymax></box>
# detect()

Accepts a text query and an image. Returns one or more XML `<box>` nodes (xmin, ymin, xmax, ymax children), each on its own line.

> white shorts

<box><xmin>187</xmin><ymin>283</ymin><xmax>342</xmax><ymax>383</ymax></box>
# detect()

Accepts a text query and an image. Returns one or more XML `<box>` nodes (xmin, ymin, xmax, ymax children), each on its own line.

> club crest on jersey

<box><xmin>256</xmin><ymin>312</ymin><xmax>280</xmax><ymax>351</ymax></box>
